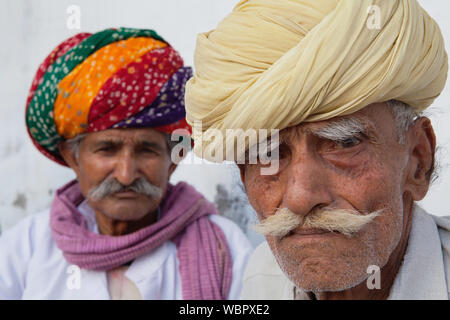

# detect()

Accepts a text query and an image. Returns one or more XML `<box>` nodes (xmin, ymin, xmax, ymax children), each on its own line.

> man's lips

<box><xmin>112</xmin><ymin>190</ymin><xmax>140</xmax><ymax>199</ymax></box>
<box><xmin>289</xmin><ymin>227</ymin><xmax>332</xmax><ymax>236</ymax></box>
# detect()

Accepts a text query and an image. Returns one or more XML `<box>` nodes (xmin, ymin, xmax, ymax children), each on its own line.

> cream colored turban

<box><xmin>185</xmin><ymin>0</ymin><xmax>448</xmax><ymax>161</ymax></box>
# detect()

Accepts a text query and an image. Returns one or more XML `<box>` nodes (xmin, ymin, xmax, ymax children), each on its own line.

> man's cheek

<box><xmin>323</xmin><ymin>148</ymin><xmax>370</xmax><ymax>172</ymax></box>
<box><xmin>249</xmin><ymin>181</ymin><xmax>286</xmax><ymax>217</ymax></box>
<box><xmin>242</xmin><ymin>180</ymin><xmax>264</xmax><ymax>216</ymax></box>
<box><xmin>342</xmin><ymin>168</ymin><xmax>391</xmax><ymax>205</ymax></box>
<box><xmin>360</xmin><ymin>212</ymin><xmax>402</xmax><ymax>265</ymax></box>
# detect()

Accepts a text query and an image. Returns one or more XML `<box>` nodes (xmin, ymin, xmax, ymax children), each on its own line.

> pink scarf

<box><xmin>50</xmin><ymin>180</ymin><xmax>232</xmax><ymax>300</ymax></box>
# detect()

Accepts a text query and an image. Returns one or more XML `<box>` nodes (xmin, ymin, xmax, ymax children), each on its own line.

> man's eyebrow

<box><xmin>137</xmin><ymin>140</ymin><xmax>166</xmax><ymax>151</ymax></box>
<box><xmin>91</xmin><ymin>139</ymin><xmax>165</xmax><ymax>151</ymax></box>
<box><xmin>93</xmin><ymin>139</ymin><xmax>123</xmax><ymax>147</ymax></box>
<box><xmin>308</xmin><ymin>117</ymin><xmax>373</xmax><ymax>141</ymax></box>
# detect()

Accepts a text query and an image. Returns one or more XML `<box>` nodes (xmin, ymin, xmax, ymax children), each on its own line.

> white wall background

<box><xmin>0</xmin><ymin>0</ymin><xmax>449</xmax><ymax>233</ymax></box>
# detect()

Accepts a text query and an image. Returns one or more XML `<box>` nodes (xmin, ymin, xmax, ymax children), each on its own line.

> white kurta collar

<box><xmin>76</xmin><ymin>200</ymin><xmax>178</xmax><ymax>299</ymax></box>
<box><xmin>387</xmin><ymin>205</ymin><xmax>448</xmax><ymax>299</ymax></box>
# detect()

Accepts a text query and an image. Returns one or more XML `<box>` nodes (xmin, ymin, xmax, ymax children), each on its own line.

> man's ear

<box><xmin>58</xmin><ymin>141</ymin><xmax>81</xmax><ymax>177</ymax></box>
<box><xmin>404</xmin><ymin>117</ymin><xmax>436</xmax><ymax>201</ymax></box>
<box><xmin>168</xmin><ymin>163</ymin><xmax>177</xmax><ymax>178</ymax></box>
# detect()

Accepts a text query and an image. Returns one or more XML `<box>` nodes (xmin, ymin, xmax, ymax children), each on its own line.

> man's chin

<box><xmin>101</xmin><ymin>210</ymin><xmax>151</xmax><ymax>222</ymax></box>
<box><xmin>292</xmin><ymin>271</ymin><xmax>368</xmax><ymax>294</ymax></box>
<box><xmin>276</xmin><ymin>255</ymin><xmax>371</xmax><ymax>294</ymax></box>
<box><xmin>93</xmin><ymin>199</ymin><xmax>156</xmax><ymax>221</ymax></box>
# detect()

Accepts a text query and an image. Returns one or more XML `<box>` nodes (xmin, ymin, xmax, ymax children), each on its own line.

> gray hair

<box><xmin>386</xmin><ymin>99</ymin><xmax>419</xmax><ymax>144</ymax></box>
<box><xmin>65</xmin><ymin>133</ymin><xmax>87</xmax><ymax>160</ymax></box>
<box><xmin>387</xmin><ymin>99</ymin><xmax>438</xmax><ymax>183</ymax></box>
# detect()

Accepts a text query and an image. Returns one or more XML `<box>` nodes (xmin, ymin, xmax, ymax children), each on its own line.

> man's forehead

<box><xmin>84</xmin><ymin>128</ymin><xmax>165</xmax><ymax>143</ymax></box>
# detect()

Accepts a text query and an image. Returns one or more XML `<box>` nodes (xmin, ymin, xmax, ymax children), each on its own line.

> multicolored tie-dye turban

<box><xmin>26</xmin><ymin>28</ymin><xmax>192</xmax><ymax>166</ymax></box>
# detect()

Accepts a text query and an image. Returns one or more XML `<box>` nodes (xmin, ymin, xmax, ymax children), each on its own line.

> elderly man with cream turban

<box><xmin>185</xmin><ymin>0</ymin><xmax>450</xmax><ymax>299</ymax></box>
<box><xmin>0</xmin><ymin>28</ymin><xmax>252</xmax><ymax>300</ymax></box>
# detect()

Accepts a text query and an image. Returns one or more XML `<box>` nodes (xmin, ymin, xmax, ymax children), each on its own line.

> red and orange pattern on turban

<box><xmin>26</xmin><ymin>28</ymin><xmax>192</xmax><ymax>166</ymax></box>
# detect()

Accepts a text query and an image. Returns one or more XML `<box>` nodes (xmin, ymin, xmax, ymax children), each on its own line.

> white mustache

<box><xmin>252</xmin><ymin>207</ymin><xmax>382</xmax><ymax>238</ymax></box>
<box><xmin>88</xmin><ymin>177</ymin><xmax>163</xmax><ymax>201</ymax></box>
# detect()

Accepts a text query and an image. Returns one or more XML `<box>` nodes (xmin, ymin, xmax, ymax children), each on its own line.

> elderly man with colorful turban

<box><xmin>0</xmin><ymin>28</ymin><xmax>253</xmax><ymax>299</ymax></box>
<box><xmin>185</xmin><ymin>0</ymin><xmax>450</xmax><ymax>299</ymax></box>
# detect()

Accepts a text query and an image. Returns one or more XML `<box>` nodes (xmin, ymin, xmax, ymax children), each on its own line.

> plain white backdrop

<box><xmin>0</xmin><ymin>0</ymin><xmax>449</xmax><ymax>232</ymax></box>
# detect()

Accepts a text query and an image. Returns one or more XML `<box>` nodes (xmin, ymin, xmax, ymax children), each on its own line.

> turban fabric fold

<box><xmin>26</xmin><ymin>28</ymin><xmax>192</xmax><ymax>166</ymax></box>
<box><xmin>185</xmin><ymin>0</ymin><xmax>448</xmax><ymax>161</ymax></box>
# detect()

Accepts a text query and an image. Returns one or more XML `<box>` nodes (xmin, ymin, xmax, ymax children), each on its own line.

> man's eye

<box><xmin>140</xmin><ymin>147</ymin><xmax>158</xmax><ymax>155</ymax></box>
<box><xmin>257</xmin><ymin>144</ymin><xmax>289</xmax><ymax>162</ymax></box>
<box><xmin>97</xmin><ymin>147</ymin><xmax>114</xmax><ymax>153</ymax></box>
<box><xmin>336</xmin><ymin>137</ymin><xmax>361</xmax><ymax>149</ymax></box>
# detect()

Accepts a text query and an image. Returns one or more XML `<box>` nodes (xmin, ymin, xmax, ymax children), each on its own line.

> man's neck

<box><xmin>95</xmin><ymin>210</ymin><xmax>158</xmax><ymax>236</ymax></box>
<box><xmin>312</xmin><ymin>198</ymin><xmax>415</xmax><ymax>300</ymax></box>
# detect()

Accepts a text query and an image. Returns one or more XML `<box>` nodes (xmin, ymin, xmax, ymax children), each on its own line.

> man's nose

<box><xmin>282</xmin><ymin>153</ymin><xmax>333</xmax><ymax>219</ymax></box>
<box><xmin>113</xmin><ymin>151</ymin><xmax>140</xmax><ymax>186</ymax></box>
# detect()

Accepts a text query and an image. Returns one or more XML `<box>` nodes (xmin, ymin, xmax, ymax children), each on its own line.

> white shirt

<box><xmin>241</xmin><ymin>205</ymin><xmax>450</xmax><ymax>300</ymax></box>
<box><xmin>0</xmin><ymin>200</ymin><xmax>254</xmax><ymax>300</ymax></box>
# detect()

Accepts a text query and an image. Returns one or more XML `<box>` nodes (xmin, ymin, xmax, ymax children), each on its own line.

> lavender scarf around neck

<box><xmin>50</xmin><ymin>179</ymin><xmax>232</xmax><ymax>300</ymax></box>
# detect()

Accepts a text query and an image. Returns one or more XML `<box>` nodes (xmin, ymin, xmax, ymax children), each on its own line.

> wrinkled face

<box><xmin>242</xmin><ymin>103</ymin><xmax>416</xmax><ymax>292</ymax></box>
<box><xmin>63</xmin><ymin>128</ymin><xmax>175</xmax><ymax>221</ymax></box>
